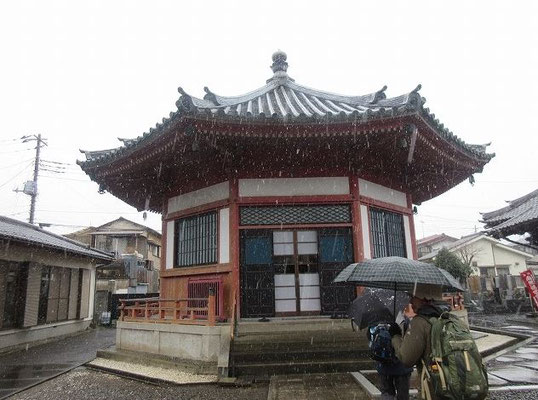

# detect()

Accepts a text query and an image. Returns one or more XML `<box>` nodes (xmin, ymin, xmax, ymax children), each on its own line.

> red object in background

<box><xmin>520</xmin><ymin>269</ymin><xmax>538</xmax><ymax>310</ymax></box>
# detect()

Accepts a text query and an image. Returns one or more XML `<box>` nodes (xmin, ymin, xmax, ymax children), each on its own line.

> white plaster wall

<box><xmin>167</xmin><ymin>181</ymin><xmax>229</xmax><ymax>214</ymax></box>
<box><xmin>219</xmin><ymin>208</ymin><xmax>230</xmax><ymax>264</ymax></box>
<box><xmin>358</xmin><ymin>178</ymin><xmax>407</xmax><ymax>208</ymax></box>
<box><xmin>403</xmin><ymin>216</ymin><xmax>414</xmax><ymax>260</ymax></box>
<box><xmin>239</xmin><ymin>177</ymin><xmax>349</xmax><ymax>197</ymax></box>
<box><xmin>460</xmin><ymin>238</ymin><xmax>532</xmax><ymax>276</ymax></box>
<box><xmin>165</xmin><ymin>220</ymin><xmax>175</xmax><ymax>269</ymax></box>
<box><xmin>360</xmin><ymin>205</ymin><xmax>371</xmax><ymax>259</ymax></box>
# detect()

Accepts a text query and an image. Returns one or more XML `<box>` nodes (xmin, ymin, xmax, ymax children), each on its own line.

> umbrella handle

<box><xmin>351</xmin><ymin>318</ymin><xmax>355</xmax><ymax>332</ymax></box>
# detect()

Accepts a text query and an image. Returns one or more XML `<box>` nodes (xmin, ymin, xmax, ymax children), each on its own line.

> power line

<box><xmin>0</xmin><ymin>147</ymin><xmax>35</xmax><ymax>154</ymax></box>
<box><xmin>36</xmin><ymin>209</ymin><xmax>139</xmax><ymax>215</ymax></box>
<box><xmin>0</xmin><ymin>161</ymin><xmax>34</xmax><ymax>189</ymax></box>
<box><xmin>39</xmin><ymin>175</ymin><xmax>89</xmax><ymax>182</ymax></box>
<box><xmin>0</xmin><ymin>158</ymin><xmax>35</xmax><ymax>169</ymax></box>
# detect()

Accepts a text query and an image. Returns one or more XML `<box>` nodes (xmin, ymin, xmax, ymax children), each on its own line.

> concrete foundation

<box><xmin>0</xmin><ymin>319</ymin><xmax>92</xmax><ymax>353</ymax></box>
<box><xmin>116</xmin><ymin>321</ymin><xmax>229</xmax><ymax>362</ymax></box>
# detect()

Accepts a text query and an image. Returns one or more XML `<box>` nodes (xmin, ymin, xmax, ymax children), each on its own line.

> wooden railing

<box><xmin>119</xmin><ymin>291</ymin><xmax>217</xmax><ymax>326</ymax></box>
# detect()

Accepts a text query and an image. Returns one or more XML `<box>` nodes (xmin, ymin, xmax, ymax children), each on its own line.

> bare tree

<box><xmin>458</xmin><ymin>245</ymin><xmax>482</xmax><ymax>267</ymax></box>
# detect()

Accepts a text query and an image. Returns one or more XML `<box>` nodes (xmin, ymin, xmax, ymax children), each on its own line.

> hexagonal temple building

<box><xmin>78</xmin><ymin>52</ymin><xmax>493</xmax><ymax>323</ymax></box>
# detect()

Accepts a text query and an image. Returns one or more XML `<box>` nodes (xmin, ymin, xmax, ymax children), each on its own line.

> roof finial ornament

<box><xmin>271</xmin><ymin>50</ymin><xmax>288</xmax><ymax>77</ymax></box>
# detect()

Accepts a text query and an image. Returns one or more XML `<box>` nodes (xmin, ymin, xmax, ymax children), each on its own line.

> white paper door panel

<box><xmin>274</xmin><ymin>274</ymin><xmax>295</xmax><ymax>287</ymax></box>
<box><xmin>275</xmin><ymin>287</ymin><xmax>296</xmax><ymax>299</ymax></box>
<box><xmin>275</xmin><ymin>299</ymin><xmax>297</xmax><ymax>312</ymax></box>
<box><xmin>299</xmin><ymin>286</ymin><xmax>320</xmax><ymax>298</ymax></box>
<box><xmin>300</xmin><ymin>299</ymin><xmax>321</xmax><ymax>311</ymax></box>
<box><xmin>299</xmin><ymin>273</ymin><xmax>320</xmax><ymax>286</ymax></box>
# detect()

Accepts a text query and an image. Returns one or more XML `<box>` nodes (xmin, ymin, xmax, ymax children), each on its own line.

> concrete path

<box><xmin>0</xmin><ymin>327</ymin><xmax>116</xmax><ymax>399</ymax></box>
<box><xmin>267</xmin><ymin>373</ymin><xmax>368</xmax><ymax>400</ymax></box>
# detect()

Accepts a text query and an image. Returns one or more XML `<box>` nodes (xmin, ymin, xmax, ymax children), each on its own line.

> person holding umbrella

<box><xmin>389</xmin><ymin>284</ymin><xmax>446</xmax><ymax>400</ymax></box>
<box><xmin>349</xmin><ymin>288</ymin><xmax>413</xmax><ymax>400</ymax></box>
<box><xmin>367</xmin><ymin>317</ymin><xmax>413</xmax><ymax>400</ymax></box>
<box><xmin>334</xmin><ymin>257</ymin><xmax>467</xmax><ymax>400</ymax></box>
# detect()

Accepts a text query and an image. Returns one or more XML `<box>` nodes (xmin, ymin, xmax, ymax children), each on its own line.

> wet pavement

<box><xmin>268</xmin><ymin>373</ymin><xmax>367</xmax><ymax>400</ymax></box>
<box><xmin>0</xmin><ymin>327</ymin><xmax>115</xmax><ymax>399</ymax></box>
<box><xmin>469</xmin><ymin>314</ymin><xmax>538</xmax><ymax>388</ymax></box>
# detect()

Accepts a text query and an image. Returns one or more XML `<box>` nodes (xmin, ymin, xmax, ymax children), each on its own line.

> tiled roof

<box><xmin>481</xmin><ymin>189</ymin><xmax>538</xmax><ymax>239</ymax></box>
<box><xmin>78</xmin><ymin>51</ymin><xmax>494</xmax><ymax>166</ymax></box>
<box><xmin>0</xmin><ymin>216</ymin><xmax>113</xmax><ymax>260</ymax></box>
<box><xmin>417</xmin><ymin>233</ymin><xmax>458</xmax><ymax>246</ymax></box>
<box><xmin>482</xmin><ymin>189</ymin><xmax>538</xmax><ymax>227</ymax></box>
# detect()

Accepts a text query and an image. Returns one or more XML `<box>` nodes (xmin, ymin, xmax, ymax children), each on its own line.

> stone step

<box><xmin>232</xmin><ymin>348</ymin><xmax>370</xmax><ymax>363</ymax></box>
<box><xmin>233</xmin><ymin>359</ymin><xmax>375</xmax><ymax>377</ymax></box>
<box><xmin>233</xmin><ymin>339</ymin><xmax>368</xmax><ymax>353</ymax></box>
<box><xmin>236</xmin><ymin>318</ymin><xmax>352</xmax><ymax>335</ymax></box>
<box><xmin>234</xmin><ymin>331</ymin><xmax>365</xmax><ymax>344</ymax></box>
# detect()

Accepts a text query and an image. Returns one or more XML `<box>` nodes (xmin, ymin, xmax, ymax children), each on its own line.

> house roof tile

<box><xmin>0</xmin><ymin>216</ymin><xmax>113</xmax><ymax>260</ymax></box>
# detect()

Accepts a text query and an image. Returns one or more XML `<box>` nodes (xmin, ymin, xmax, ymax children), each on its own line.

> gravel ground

<box><xmin>88</xmin><ymin>358</ymin><xmax>217</xmax><ymax>384</ymax></box>
<box><xmin>488</xmin><ymin>389</ymin><xmax>538</xmax><ymax>399</ymax></box>
<box><xmin>10</xmin><ymin>367</ymin><xmax>269</xmax><ymax>400</ymax></box>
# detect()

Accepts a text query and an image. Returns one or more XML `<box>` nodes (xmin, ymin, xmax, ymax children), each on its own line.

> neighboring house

<box><xmin>0</xmin><ymin>216</ymin><xmax>112</xmax><ymax>352</ymax></box>
<box><xmin>481</xmin><ymin>188</ymin><xmax>538</xmax><ymax>249</ymax></box>
<box><xmin>419</xmin><ymin>233</ymin><xmax>533</xmax><ymax>282</ymax></box>
<box><xmin>65</xmin><ymin>217</ymin><xmax>162</xmax><ymax>294</ymax></box>
<box><xmin>417</xmin><ymin>234</ymin><xmax>458</xmax><ymax>258</ymax></box>
<box><xmin>77</xmin><ymin>51</ymin><xmax>493</xmax><ymax>320</ymax></box>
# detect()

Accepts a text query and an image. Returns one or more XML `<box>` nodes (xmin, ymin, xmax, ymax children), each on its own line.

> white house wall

<box><xmin>458</xmin><ymin>238</ymin><xmax>531</xmax><ymax>276</ymax></box>
<box><xmin>238</xmin><ymin>177</ymin><xmax>350</xmax><ymax>197</ymax></box>
<box><xmin>358</xmin><ymin>179</ymin><xmax>407</xmax><ymax>208</ymax></box>
<box><xmin>167</xmin><ymin>181</ymin><xmax>229</xmax><ymax>214</ymax></box>
<box><xmin>360</xmin><ymin>205</ymin><xmax>371</xmax><ymax>259</ymax></box>
<box><xmin>219</xmin><ymin>208</ymin><xmax>230</xmax><ymax>264</ymax></box>
<box><xmin>165</xmin><ymin>220</ymin><xmax>175</xmax><ymax>269</ymax></box>
<box><xmin>403</xmin><ymin>216</ymin><xmax>414</xmax><ymax>260</ymax></box>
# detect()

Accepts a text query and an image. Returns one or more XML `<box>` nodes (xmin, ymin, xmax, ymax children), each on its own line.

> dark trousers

<box><xmin>379</xmin><ymin>373</ymin><xmax>411</xmax><ymax>400</ymax></box>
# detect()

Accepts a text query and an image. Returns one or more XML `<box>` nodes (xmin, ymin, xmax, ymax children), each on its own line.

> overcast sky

<box><xmin>1</xmin><ymin>0</ymin><xmax>537</xmax><ymax>241</ymax></box>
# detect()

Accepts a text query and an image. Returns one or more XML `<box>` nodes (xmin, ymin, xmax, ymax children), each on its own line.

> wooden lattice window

<box><xmin>369</xmin><ymin>207</ymin><xmax>406</xmax><ymax>258</ymax></box>
<box><xmin>175</xmin><ymin>211</ymin><xmax>217</xmax><ymax>267</ymax></box>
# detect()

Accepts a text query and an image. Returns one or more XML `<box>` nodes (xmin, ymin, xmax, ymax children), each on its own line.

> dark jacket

<box><xmin>391</xmin><ymin>305</ymin><xmax>443</xmax><ymax>369</ymax></box>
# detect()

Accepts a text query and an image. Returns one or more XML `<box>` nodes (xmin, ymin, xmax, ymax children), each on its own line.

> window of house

<box><xmin>38</xmin><ymin>266</ymin><xmax>74</xmax><ymax>324</ymax></box>
<box><xmin>175</xmin><ymin>211</ymin><xmax>217</xmax><ymax>267</ymax></box>
<box><xmin>1</xmin><ymin>261</ymin><xmax>28</xmax><ymax>330</ymax></box>
<box><xmin>479</xmin><ymin>267</ymin><xmax>496</xmax><ymax>277</ymax></box>
<box><xmin>369</xmin><ymin>207</ymin><xmax>406</xmax><ymax>258</ymax></box>
<box><xmin>149</xmin><ymin>243</ymin><xmax>160</xmax><ymax>257</ymax></box>
<box><xmin>496</xmin><ymin>267</ymin><xmax>510</xmax><ymax>276</ymax></box>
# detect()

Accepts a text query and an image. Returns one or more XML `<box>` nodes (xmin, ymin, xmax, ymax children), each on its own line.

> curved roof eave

<box><xmin>77</xmin><ymin>52</ymin><xmax>494</xmax><ymax>169</ymax></box>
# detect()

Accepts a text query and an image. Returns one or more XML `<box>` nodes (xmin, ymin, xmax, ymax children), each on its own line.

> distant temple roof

<box><xmin>79</xmin><ymin>51</ymin><xmax>493</xmax><ymax>166</ymax></box>
<box><xmin>482</xmin><ymin>189</ymin><xmax>538</xmax><ymax>242</ymax></box>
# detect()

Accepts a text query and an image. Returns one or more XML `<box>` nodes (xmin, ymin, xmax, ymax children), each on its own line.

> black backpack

<box><xmin>368</xmin><ymin>324</ymin><xmax>395</xmax><ymax>363</ymax></box>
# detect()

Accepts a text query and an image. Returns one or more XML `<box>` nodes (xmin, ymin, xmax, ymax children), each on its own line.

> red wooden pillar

<box><xmin>349</xmin><ymin>175</ymin><xmax>364</xmax><ymax>262</ymax></box>
<box><xmin>406</xmin><ymin>193</ymin><xmax>418</xmax><ymax>260</ymax></box>
<box><xmin>160</xmin><ymin>200</ymin><xmax>169</xmax><ymax>300</ymax></box>
<box><xmin>229</xmin><ymin>178</ymin><xmax>240</xmax><ymax>318</ymax></box>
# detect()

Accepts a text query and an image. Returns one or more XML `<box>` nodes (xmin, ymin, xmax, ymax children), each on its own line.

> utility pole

<box><xmin>19</xmin><ymin>134</ymin><xmax>47</xmax><ymax>224</ymax></box>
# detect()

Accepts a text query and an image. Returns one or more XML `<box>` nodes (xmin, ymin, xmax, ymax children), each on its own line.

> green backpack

<box><xmin>420</xmin><ymin>312</ymin><xmax>489</xmax><ymax>400</ymax></box>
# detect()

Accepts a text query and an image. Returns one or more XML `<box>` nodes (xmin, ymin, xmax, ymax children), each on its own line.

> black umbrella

<box><xmin>348</xmin><ymin>288</ymin><xmax>410</xmax><ymax>329</ymax></box>
<box><xmin>333</xmin><ymin>256</ymin><xmax>465</xmax><ymax>293</ymax></box>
